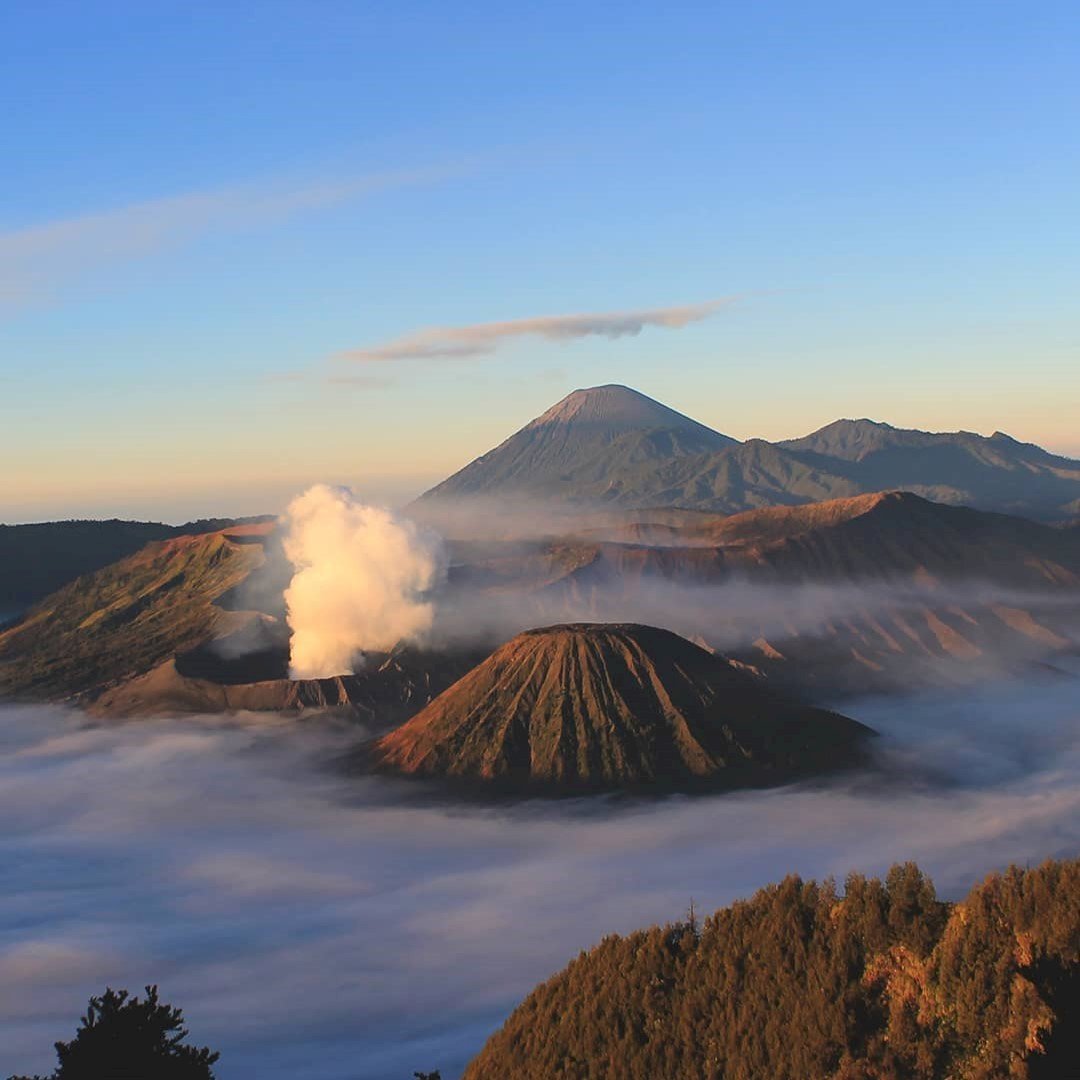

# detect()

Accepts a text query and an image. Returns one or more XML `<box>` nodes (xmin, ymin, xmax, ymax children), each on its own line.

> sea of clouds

<box><xmin>1</xmin><ymin>673</ymin><xmax>1078</xmax><ymax>1080</ymax></box>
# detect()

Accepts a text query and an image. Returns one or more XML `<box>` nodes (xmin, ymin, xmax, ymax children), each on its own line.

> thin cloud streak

<box><xmin>0</xmin><ymin>165</ymin><xmax>458</xmax><ymax>313</ymax></box>
<box><xmin>338</xmin><ymin>298</ymin><xmax>737</xmax><ymax>362</ymax></box>
<box><xmin>325</xmin><ymin>373</ymin><xmax>396</xmax><ymax>389</ymax></box>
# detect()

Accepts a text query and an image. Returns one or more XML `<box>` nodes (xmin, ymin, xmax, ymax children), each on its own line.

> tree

<box><xmin>8</xmin><ymin>985</ymin><xmax>219</xmax><ymax>1080</ymax></box>
<box><xmin>464</xmin><ymin>860</ymin><xmax>1079</xmax><ymax>1080</ymax></box>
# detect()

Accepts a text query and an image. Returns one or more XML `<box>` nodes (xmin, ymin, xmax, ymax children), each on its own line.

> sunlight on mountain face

<box><xmin>1</xmin><ymin>678</ymin><xmax>1076</xmax><ymax>1080</ymax></box>
<box><xmin>5</xmin><ymin>5</ymin><xmax>1079</xmax><ymax>1076</ymax></box>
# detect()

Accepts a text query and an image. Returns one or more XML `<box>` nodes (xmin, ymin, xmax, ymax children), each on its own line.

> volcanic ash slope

<box><xmin>372</xmin><ymin>623</ymin><xmax>873</xmax><ymax>793</ymax></box>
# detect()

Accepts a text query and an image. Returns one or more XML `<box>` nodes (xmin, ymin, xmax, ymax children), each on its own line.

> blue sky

<box><xmin>1</xmin><ymin>1</ymin><xmax>1077</xmax><ymax>522</ymax></box>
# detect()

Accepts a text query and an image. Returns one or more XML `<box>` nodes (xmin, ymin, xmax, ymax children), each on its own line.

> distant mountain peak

<box><xmin>832</xmin><ymin>417</ymin><xmax>894</xmax><ymax>429</ymax></box>
<box><xmin>527</xmin><ymin>384</ymin><xmax>719</xmax><ymax>437</ymax></box>
<box><xmin>415</xmin><ymin>385</ymin><xmax>736</xmax><ymax>505</ymax></box>
<box><xmin>413</xmin><ymin>383</ymin><xmax>1080</xmax><ymax>520</ymax></box>
<box><xmin>783</xmin><ymin>417</ymin><xmax>947</xmax><ymax>459</ymax></box>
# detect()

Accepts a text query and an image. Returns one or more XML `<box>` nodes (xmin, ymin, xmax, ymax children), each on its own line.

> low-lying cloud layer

<box><xmin>339</xmin><ymin>298</ymin><xmax>734</xmax><ymax>362</ymax></box>
<box><xmin>431</xmin><ymin>570</ymin><xmax>1080</xmax><ymax>680</ymax></box>
<box><xmin>0</xmin><ymin>676</ymin><xmax>1077</xmax><ymax>1079</ymax></box>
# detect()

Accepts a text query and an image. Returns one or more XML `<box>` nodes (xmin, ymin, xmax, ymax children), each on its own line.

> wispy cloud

<box><xmin>264</xmin><ymin>370</ymin><xmax>396</xmax><ymax>389</ymax></box>
<box><xmin>325</xmin><ymin>373</ymin><xmax>396</xmax><ymax>389</ymax></box>
<box><xmin>337</xmin><ymin>298</ymin><xmax>736</xmax><ymax>362</ymax></box>
<box><xmin>0</xmin><ymin>165</ymin><xmax>456</xmax><ymax>313</ymax></box>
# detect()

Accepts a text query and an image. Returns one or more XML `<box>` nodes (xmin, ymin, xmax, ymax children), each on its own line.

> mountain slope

<box><xmin>676</xmin><ymin>490</ymin><xmax>1080</xmax><ymax>586</ymax></box>
<box><xmin>465</xmin><ymin>859</ymin><xmax>1080</xmax><ymax>1080</ymax></box>
<box><xmin>6</xmin><ymin>492</ymin><xmax>1078</xmax><ymax>712</ymax></box>
<box><xmin>0</xmin><ymin>521</ymin><xmax>484</xmax><ymax>720</ymax></box>
<box><xmin>452</xmin><ymin>493</ymin><xmax>1080</xmax><ymax>598</ymax></box>
<box><xmin>416</xmin><ymin>387</ymin><xmax>1080</xmax><ymax>519</ymax></box>
<box><xmin>625</xmin><ymin>438</ymin><xmax>864</xmax><ymax>513</ymax></box>
<box><xmin>443</xmin><ymin>494</ymin><xmax>1080</xmax><ymax>696</ymax></box>
<box><xmin>0</xmin><ymin>516</ymin><xmax>270</xmax><ymax>615</ymax></box>
<box><xmin>781</xmin><ymin>418</ymin><xmax>1080</xmax><ymax>519</ymax></box>
<box><xmin>91</xmin><ymin>645</ymin><xmax>482</xmax><ymax>725</ymax></box>
<box><xmin>416</xmin><ymin>384</ymin><xmax>737</xmax><ymax>504</ymax></box>
<box><xmin>0</xmin><ymin>524</ymin><xmax>274</xmax><ymax>700</ymax></box>
<box><xmin>372</xmin><ymin>623</ymin><xmax>871</xmax><ymax>792</ymax></box>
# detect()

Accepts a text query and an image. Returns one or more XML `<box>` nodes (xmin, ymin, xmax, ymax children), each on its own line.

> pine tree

<box><xmin>8</xmin><ymin>985</ymin><xmax>219</xmax><ymax>1080</ymax></box>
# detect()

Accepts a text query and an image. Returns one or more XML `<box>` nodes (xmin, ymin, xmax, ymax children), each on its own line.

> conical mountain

<box><xmin>371</xmin><ymin>623</ymin><xmax>872</xmax><ymax>792</ymax></box>
<box><xmin>415</xmin><ymin>385</ymin><xmax>737</xmax><ymax>504</ymax></box>
<box><xmin>414</xmin><ymin>386</ymin><xmax>1080</xmax><ymax>519</ymax></box>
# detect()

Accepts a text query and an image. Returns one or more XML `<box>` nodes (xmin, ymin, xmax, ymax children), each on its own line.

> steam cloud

<box><xmin>339</xmin><ymin>298</ymin><xmax>734</xmax><ymax>362</ymax></box>
<box><xmin>282</xmin><ymin>485</ymin><xmax>446</xmax><ymax>679</ymax></box>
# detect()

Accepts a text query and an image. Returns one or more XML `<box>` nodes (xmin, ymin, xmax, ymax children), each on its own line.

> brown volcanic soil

<box><xmin>0</xmin><ymin>526</ymin><xmax>273</xmax><ymax>700</ymax></box>
<box><xmin>371</xmin><ymin>623</ymin><xmax>872</xmax><ymax>793</ymax></box>
<box><xmin>6</xmin><ymin>490</ymin><xmax>1078</xmax><ymax>715</ymax></box>
<box><xmin>678</xmin><ymin>491</ymin><xmax>1080</xmax><ymax>585</ymax></box>
<box><xmin>444</xmin><ymin>492</ymin><xmax>1080</xmax><ymax>697</ymax></box>
<box><xmin>558</xmin><ymin>492</ymin><xmax>1080</xmax><ymax>589</ymax></box>
<box><xmin>449</xmin><ymin>492</ymin><xmax>1080</xmax><ymax>609</ymax></box>
<box><xmin>92</xmin><ymin>645</ymin><xmax>484</xmax><ymax>727</ymax></box>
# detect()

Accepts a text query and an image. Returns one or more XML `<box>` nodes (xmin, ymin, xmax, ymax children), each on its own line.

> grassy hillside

<box><xmin>0</xmin><ymin>527</ymin><xmax>269</xmax><ymax>700</ymax></box>
<box><xmin>0</xmin><ymin>516</ymin><xmax>270</xmax><ymax>612</ymax></box>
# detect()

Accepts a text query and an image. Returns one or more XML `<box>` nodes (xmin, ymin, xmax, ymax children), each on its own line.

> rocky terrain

<box><xmin>371</xmin><ymin>623</ymin><xmax>872</xmax><ymax>792</ymax></box>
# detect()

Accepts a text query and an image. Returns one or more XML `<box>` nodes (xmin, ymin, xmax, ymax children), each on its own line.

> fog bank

<box><xmin>0</xmin><ymin>678</ymin><xmax>1077</xmax><ymax>1079</ymax></box>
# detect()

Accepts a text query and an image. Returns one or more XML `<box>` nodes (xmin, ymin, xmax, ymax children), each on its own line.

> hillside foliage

<box><xmin>465</xmin><ymin>859</ymin><xmax>1079</xmax><ymax>1079</ymax></box>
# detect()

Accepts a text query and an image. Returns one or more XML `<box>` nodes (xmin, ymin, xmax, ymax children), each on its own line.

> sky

<box><xmin>1</xmin><ymin>0</ymin><xmax>1077</xmax><ymax>523</ymax></box>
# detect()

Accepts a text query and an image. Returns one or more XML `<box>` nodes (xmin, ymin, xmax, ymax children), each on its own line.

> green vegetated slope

<box><xmin>0</xmin><ymin>527</ymin><xmax>268</xmax><ymax>700</ymax></box>
<box><xmin>466</xmin><ymin>859</ymin><xmax>1079</xmax><ymax>1080</ymax></box>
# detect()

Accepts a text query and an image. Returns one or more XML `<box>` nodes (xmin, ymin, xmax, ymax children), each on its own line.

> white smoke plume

<box><xmin>281</xmin><ymin>485</ymin><xmax>446</xmax><ymax>679</ymax></box>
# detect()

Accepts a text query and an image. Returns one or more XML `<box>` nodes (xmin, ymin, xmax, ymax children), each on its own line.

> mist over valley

<box><xmin>1</xmin><ymin>384</ymin><xmax>1079</xmax><ymax>1077</ymax></box>
<box><xmin>1</xmin><ymin>668</ymin><xmax>1077</xmax><ymax>1078</ymax></box>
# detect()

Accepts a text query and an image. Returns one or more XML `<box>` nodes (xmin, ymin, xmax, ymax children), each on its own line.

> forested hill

<box><xmin>465</xmin><ymin>859</ymin><xmax>1079</xmax><ymax>1080</ymax></box>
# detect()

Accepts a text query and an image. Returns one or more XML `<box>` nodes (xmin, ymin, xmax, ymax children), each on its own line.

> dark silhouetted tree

<box><xmin>8</xmin><ymin>985</ymin><xmax>219</xmax><ymax>1080</ymax></box>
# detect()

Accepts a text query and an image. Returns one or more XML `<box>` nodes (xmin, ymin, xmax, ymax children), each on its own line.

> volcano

<box><xmin>415</xmin><ymin>384</ymin><xmax>737</xmax><ymax>508</ymax></box>
<box><xmin>413</xmin><ymin>385</ymin><xmax>1080</xmax><ymax>520</ymax></box>
<box><xmin>371</xmin><ymin>623</ymin><xmax>873</xmax><ymax>792</ymax></box>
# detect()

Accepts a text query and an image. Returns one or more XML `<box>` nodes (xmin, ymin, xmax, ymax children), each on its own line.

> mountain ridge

<box><xmin>417</xmin><ymin>384</ymin><xmax>737</xmax><ymax>506</ymax></box>
<box><xmin>416</xmin><ymin>386</ymin><xmax>1080</xmax><ymax>520</ymax></box>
